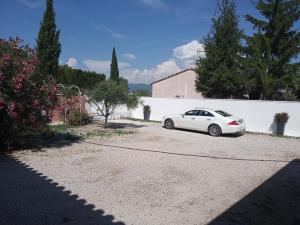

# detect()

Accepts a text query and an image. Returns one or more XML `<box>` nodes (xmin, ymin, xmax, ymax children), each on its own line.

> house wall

<box><xmin>130</xmin><ymin>97</ymin><xmax>300</xmax><ymax>137</ymax></box>
<box><xmin>152</xmin><ymin>70</ymin><xmax>204</xmax><ymax>99</ymax></box>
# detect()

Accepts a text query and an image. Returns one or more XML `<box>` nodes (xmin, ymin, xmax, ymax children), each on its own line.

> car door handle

<box><xmin>207</xmin><ymin>118</ymin><xmax>211</xmax><ymax>121</ymax></box>
<box><xmin>191</xmin><ymin>118</ymin><xmax>195</xmax><ymax>120</ymax></box>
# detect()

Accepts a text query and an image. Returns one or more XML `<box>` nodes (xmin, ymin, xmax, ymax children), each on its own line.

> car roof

<box><xmin>192</xmin><ymin>108</ymin><xmax>218</xmax><ymax>111</ymax></box>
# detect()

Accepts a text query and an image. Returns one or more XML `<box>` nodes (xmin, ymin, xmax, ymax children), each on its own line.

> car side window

<box><xmin>198</xmin><ymin>110</ymin><xmax>215</xmax><ymax>117</ymax></box>
<box><xmin>185</xmin><ymin>110</ymin><xmax>198</xmax><ymax>116</ymax></box>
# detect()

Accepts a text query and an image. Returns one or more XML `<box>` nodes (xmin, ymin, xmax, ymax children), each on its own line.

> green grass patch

<box><xmin>84</xmin><ymin>130</ymin><xmax>135</xmax><ymax>138</ymax></box>
<box><xmin>48</xmin><ymin>124</ymin><xmax>75</xmax><ymax>133</ymax></box>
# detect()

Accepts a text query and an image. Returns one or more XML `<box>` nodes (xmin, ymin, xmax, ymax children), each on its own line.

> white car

<box><xmin>162</xmin><ymin>108</ymin><xmax>246</xmax><ymax>136</ymax></box>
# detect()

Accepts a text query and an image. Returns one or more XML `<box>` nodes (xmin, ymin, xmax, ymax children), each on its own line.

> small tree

<box><xmin>245</xmin><ymin>0</ymin><xmax>300</xmax><ymax>100</ymax></box>
<box><xmin>88</xmin><ymin>80</ymin><xmax>138</xmax><ymax>128</ymax></box>
<box><xmin>36</xmin><ymin>0</ymin><xmax>61</xmax><ymax>76</ymax></box>
<box><xmin>195</xmin><ymin>0</ymin><xmax>244</xmax><ymax>98</ymax></box>
<box><xmin>110</xmin><ymin>47</ymin><xmax>119</xmax><ymax>82</ymax></box>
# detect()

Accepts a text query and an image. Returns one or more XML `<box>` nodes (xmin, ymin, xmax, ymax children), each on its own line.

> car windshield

<box><xmin>215</xmin><ymin>110</ymin><xmax>232</xmax><ymax>117</ymax></box>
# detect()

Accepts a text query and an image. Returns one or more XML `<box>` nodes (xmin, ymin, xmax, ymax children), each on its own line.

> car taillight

<box><xmin>228</xmin><ymin>120</ymin><xmax>239</xmax><ymax>125</ymax></box>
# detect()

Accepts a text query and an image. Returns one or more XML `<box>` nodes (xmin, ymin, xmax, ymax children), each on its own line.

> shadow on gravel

<box><xmin>2</xmin><ymin>132</ymin><xmax>82</xmax><ymax>153</ymax></box>
<box><xmin>100</xmin><ymin>122</ymin><xmax>146</xmax><ymax>129</ymax></box>
<box><xmin>174</xmin><ymin>128</ymin><xmax>244</xmax><ymax>138</ymax></box>
<box><xmin>207</xmin><ymin>159</ymin><xmax>300</xmax><ymax>225</ymax></box>
<box><xmin>0</xmin><ymin>155</ymin><xmax>125</xmax><ymax>225</ymax></box>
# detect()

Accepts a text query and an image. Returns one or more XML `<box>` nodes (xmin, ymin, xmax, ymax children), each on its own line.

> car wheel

<box><xmin>165</xmin><ymin>119</ymin><xmax>175</xmax><ymax>129</ymax></box>
<box><xmin>208</xmin><ymin>124</ymin><xmax>222</xmax><ymax>137</ymax></box>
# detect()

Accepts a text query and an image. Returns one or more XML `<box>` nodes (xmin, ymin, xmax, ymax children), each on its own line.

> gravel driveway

<box><xmin>1</xmin><ymin>120</ymin><xmax>300</xmax><ymax>225</ymax></box>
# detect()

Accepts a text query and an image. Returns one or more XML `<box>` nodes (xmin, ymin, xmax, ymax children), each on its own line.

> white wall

<box><xmin>131</xmin><ymin>97</ymin><xmax>300</xmax><ymax>137</ymax></box>
<box><xmin>86</xmin><ymin>102</ymin><xmax>130</xmax><ymax>120</ymax></box>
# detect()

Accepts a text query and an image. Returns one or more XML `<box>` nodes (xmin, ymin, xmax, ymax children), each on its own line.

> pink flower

<box><xmin>1</xmin><ymin>54</ymin><xmax>12</xmax><ymax>69</ymax></box>
<box><xmin>32</xmin><ymin>99</ymin><xmax>39</xmax><ymax>108</ymax></box>
<box><xmin>21</xmin><ymin>58</ymin><xmax>37</xmax><ymax>75</ymax></box>
<box><xmin>12</xmin><ymin>74</ymin><xmax>27</xmax><ymax>93</ymax></box>
<box><xmin>8</xmin><ymin>101</ymin><xmax>18</xmax><ymax>119</ymax></box>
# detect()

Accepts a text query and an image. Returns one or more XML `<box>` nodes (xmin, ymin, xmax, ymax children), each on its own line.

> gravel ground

<box><xmin>1</xmin><ymin>120</ymin><xmax>300</xmax><ymax>225</ymax></box>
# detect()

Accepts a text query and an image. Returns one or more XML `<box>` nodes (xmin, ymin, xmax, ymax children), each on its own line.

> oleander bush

<box><xmin>0</xmin><ymin>38</ymin><xmax>58</xmax><ymax>150</ymax></box>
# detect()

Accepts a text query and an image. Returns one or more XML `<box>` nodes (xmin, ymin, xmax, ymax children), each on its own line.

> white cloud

<box><xmin>122</xmin><ymin>59</ymin><xmax>181</xmax><ymax>84</ymax></box>
<box><xmin>82</xmin><ymin>59</ymin><xmax>130</xmax><ymax>75</ymax></box>
<box><xmin>122</xmin><ymin>53</ymin><xmax>137</xmax><ymax>60</ymax></box>
<box><xmin>67</xmin><ymin>58</ymin><xmax>78</xmax><ymax>68</ymax></box>
<box><xmin>83</xmin><ymin>60</ymin><xmax>110</xmax><ymax>74</ymax></box>
<box><xmin>82</xmin><ymin>40</ymin><xmax>204</xmax><ymax>84</ymax></box>
<box><xmin>139</xmin><ymin>0</ymin><xmax>168</xmax><ymax>10</ymax></box>
<box><xmin>17</xmin><ymin>0</ymin><xmax>41</xmax><ymax>9</ymax></box>
<box><xmin>173</xmin><ymin>40</ymin><xmax>205</xmax><ymax>67</ymax></box>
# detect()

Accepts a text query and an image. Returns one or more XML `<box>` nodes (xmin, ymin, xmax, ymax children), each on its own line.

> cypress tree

<box><xmin>36</xmin><ymin>0</ymin><xmax>61</xmax><ymax>76</ymax></box>
<box><xmin>110</xmin><ymin>47</ymin><xmax>120</xmax><ymax>81</ymax></box>
<box><xmin>195</xmin><ymin>0</ymin><xmax>244</xmax><ymax>98</ymax></box>
<box><xmin>245</xmin><ymin>0</ymin><xmax>300</xmax><ymax>100</ymax></box>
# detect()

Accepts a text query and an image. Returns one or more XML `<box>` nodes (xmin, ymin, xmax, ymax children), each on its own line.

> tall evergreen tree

<box><xmin>36</xmin><ymin>0</ymin><xmax>61</xmax><ymax>76</ymax></box>
<box><xmin>245</xmin><ymin>0</ymin><xmax>300</xmax><ymax>100</ymax></box>
<box><xmin>110</xmin><ymin>47</ymin><xmax>120</xmax><ymax>81</ymax></box>
<box><xmin>195</xmin><ymin>0</ymin><xmax>244</xmax><ymax>98</ymax></box>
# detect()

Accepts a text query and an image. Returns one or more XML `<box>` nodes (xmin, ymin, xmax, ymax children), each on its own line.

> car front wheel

<box><xmin>208</xmin><ymin>124</ymin><xmax>222</xmax><ymax>137</ymax></box>
<box><xmin>165</xmin><ymin>119</ymin><xmax>174</xmax><ymax>129</ymax></box>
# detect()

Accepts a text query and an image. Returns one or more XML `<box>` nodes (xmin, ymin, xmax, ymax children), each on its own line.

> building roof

<box><xmin>151</xmin><ymin>68</ymin><xmax>195</xmax><ymax>85</ymax></box>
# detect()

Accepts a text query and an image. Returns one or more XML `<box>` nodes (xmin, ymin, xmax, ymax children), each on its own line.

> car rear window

<box><xmin>215</xmin><ymin>110</ymin><xmax>232</xmax><ymax>117</ymax></box>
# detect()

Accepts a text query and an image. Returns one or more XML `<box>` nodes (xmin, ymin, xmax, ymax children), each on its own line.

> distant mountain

<box><xmin>128</xmin><ymin>83</ymin><xmax>151</xmax><ymax>92</ymax></box>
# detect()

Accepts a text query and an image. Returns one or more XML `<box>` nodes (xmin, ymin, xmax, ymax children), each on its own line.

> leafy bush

<box><xmin>274</xmin><ymin>112</ymin><xmax>289</xmax><ymax>124</ymax></box>
<box><xmin>143</xmin><ymin>105</ymin><xmax>151</xmax><ymax>112</ymax></box>
<box><xmin>67</xmin><ymin>109</ymin><xmax>92</xmax><ymax>126</ymax></box>
<box><xmin>0</xmin><ymin>38</ymin><xmax>57</xmax><ymax>149</ymax></box>
<box><xmin>81</xmin><ymin>111</ymin><xmax>93</xmax><ymax>125</ymax></box>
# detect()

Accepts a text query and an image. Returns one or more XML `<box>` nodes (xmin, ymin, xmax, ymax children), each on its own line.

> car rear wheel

<box><xmin>165</xmin><ymin>119</ymin><xmax>174</xmax><ymax>129</ymax></box>
<box><xmin>208</xmin><ymin>124</ymin><xmax>222</xmax><ymax>137</ymax></box>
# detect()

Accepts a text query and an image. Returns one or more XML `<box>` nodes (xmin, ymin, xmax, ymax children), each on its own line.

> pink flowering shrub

<box><xmin>0</xmin><ymin>38</ymin><xmax>57</xmax><ymax>149</ymax></box>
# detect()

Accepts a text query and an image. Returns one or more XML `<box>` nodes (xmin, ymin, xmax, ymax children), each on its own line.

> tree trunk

<box><xmin>104</xmin><ymin>115</ymin><xmax>108</xmax><ymax>128</ymax></box>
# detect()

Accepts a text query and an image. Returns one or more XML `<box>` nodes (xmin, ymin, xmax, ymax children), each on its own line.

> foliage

<box><xmin>274</xmin><ymin>112</ymin><xmax>289</xmax><ymax>124</ymax></box>
<box><xmin>132</xmin><ymin>89</ymin><xmax>151</xmax><ymax>96</ymax></box>
<box><xmin>0</xmin><ymin>38</ymin><xmax>58</xmax><ymax>149</ymax></box>
<box><xmin>143</xmin><ymin>105</ymin><xmax>151</xmax><ymax>112</ymax></box>
<box><xmin>88</xmin><ymin>79</ymin><xmax>139</xmax><ymax>128</ymax></box>
<box><xmin>244</xmin><ymin>0</ymin><xmax>300</xmax><ymax>100</ymax></box>
<box><xmin>36</xmin><ymin>0</ymin><xmax>61</xmax><ymax>76</ymax></box>
<box><xmin>67</xmin><ymin>109</ymin><xmax>92</xmax><ymax>126</ymax></box>
<box><xmin>110</xmin><ymin>47</ymin><xmax>119</xmax><ymax>82</ymax></box>
<box><xmin>296</xmin><ymin>70</ymin><xmax>300</xmax><ymax>99</ymax></box>
<box><xmin>55</xmin><ymin>65</ymin><xmax>105</xmax><ymax>91</ymax></box>
<box><xmin>195</xmin><ymin>0</ymin><xmax>244</xmax><ymax>98</ymax></box>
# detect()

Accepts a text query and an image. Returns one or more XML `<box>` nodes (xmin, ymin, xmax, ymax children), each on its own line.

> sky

<box><xmin>1</xmin><ymin>0</ymin><xmax>263</xmax><ymax>84</ymax></box>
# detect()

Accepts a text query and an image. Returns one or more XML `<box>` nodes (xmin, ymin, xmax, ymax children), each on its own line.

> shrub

<box><xmin>143</xmin><ymin>105</ymin><xmax>151</xmax><ymax>112</ymax></box>
<box><xmin>81</xmin><ymin>111</ymin><xmax>93</xmax><ymax>125</ymax></box>
<box><xmin>274</xmin><ymin>112</ymin><xmax>289</xmax><ymax>124</ymax></box>
<box><xmin>67</xmin><ymin>109</ymin><xmax>92</xmax><ymax>126</ymax></box>
<box><xmin>0</xmin><ymin>38</ymin><xmax>57</xmax><ymax>149</ymax></box>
